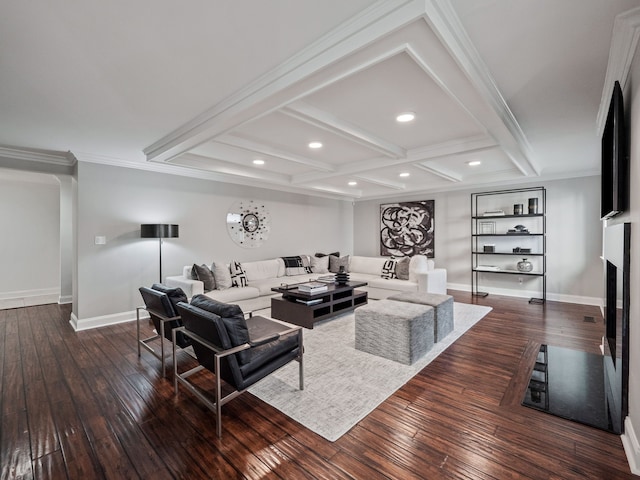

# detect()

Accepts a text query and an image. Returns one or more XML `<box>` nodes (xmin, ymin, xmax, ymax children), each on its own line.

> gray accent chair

<box><xmin>173</xmin><ymin>295</ymin><xmax>304</xmax><ymax>438</ymax></box>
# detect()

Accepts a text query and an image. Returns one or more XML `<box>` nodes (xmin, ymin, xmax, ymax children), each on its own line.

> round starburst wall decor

<box><xmin>226</xmin><ymin>200</ymin><xmax>271</xmax><ymax>248</ymax></box>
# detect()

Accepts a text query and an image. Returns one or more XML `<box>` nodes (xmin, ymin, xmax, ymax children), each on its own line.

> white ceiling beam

<box><xmin>309</xmin><ymin>184</ymin><xmax>363</xmax><ymax>198</ymax></box>
<box><xmin>291</xmin><ymin>134</ymin><xmax>494</xmax><ymax>184</ymax></box>
<box><xmin>143</xmin><ymin>0</ymin><xmax>426</xmax><ymax>163</ymax></box>
<box><xmin>282</xmin><ymin>103</ymin><xmax>406</xmax><ymax>158</ymax></box>
<box><xmin>412</xmin><ymin>163</ymin><xmax>461</xmax><ymax>182</ymax></box>
<box><xmin>175</xmin><ymin>153</ymin><xmax>292</xmax><ymax>183</ymax></box>
<box><xmin>212</xmin><ymin>135</ymin><xmax>335</xmax><ymax>172</ymax></box>
<box><xmin>353</xmin><ymin>174</ymin><xmax>407</xmax><ymax>190</ymax></box>
<box><xmin>423</xmin><ymin>0</ymin><xmax>540</xmax><ymax>176</ymax></box>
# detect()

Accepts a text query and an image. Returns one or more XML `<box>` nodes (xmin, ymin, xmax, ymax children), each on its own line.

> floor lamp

<box><xmin>141</xmin><ymin>224</ymin><xmax>179</xmax><ymax>283</ymax></box>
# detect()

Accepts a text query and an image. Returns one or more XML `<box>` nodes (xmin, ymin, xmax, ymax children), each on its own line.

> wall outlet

<box><xmin>518</xmin><ymin>277</ymin><xmax>523</xmax><ymax>284</ymax></box>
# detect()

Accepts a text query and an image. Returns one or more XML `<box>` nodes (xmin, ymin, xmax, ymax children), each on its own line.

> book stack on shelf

<box><xmin>296</xmin><ymin>298</ymin><xmax>324</xmax><ymax>306</ymax></box>
<box><xmin>297</xmin><ymin>282</ymin><xmax>328</xmax><ymax>294</ymax></box>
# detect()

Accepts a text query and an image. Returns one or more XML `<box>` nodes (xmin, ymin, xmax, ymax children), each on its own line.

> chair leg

<box><xmin>172</xmin><ymin>329</ymin><xmax>178</xmax><ymax>393</ymax></box>
<box><xmin>215</xmin><ymin>354</ymin><xmax>223</xmax><ymax>438</ymax></box>
<box><xmin>160</xmin><ymin>321</ymin><xmax>166</xmax><ymax>378</ymax></box>
<box><xmin>298</xmin><ymin>329</ymin><xmax>304</xmax><ymax>391</ymax></box>
<box><xmin>136</xmin><ymin>307</ymin><xmax>142</xmax><ymax>358</ymax></box>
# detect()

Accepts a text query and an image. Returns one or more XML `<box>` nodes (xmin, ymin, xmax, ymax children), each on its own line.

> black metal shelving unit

<box><xmin>471</xmin><ymin>187</ymin><xmax>546</xmax><ymax>304</ymax></box>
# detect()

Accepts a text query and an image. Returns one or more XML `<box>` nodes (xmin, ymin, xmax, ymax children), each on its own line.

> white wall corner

<box><xmin>70</xmin><ymin>309</ymin><xmax>144</xmax><ymax>332</ymax></box>
<box><xmin>622</xmin><ymin>416</ymin><xmax>640</xmax><ymax>475</ymax></box>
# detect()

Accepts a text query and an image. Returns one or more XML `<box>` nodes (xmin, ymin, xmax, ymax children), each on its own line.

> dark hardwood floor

<box><xmin>1</xmin><ymin>291</ymin><xmax>635</xmax><ymax>479</ymax></box>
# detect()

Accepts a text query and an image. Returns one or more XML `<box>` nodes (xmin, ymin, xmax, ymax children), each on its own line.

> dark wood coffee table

<box><xmin>270</xmin><ymin>281</ymin><xmax>368</xmax><ymax>329</ymax></box>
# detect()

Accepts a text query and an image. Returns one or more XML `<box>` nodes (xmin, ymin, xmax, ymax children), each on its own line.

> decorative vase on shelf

<box><xmin>517</xmin><ymin>258</ymin><xmax>533</xmax><ymax>272</ymax></box>
<box><xmin>335</xmin><ymin>265</ymin><xmax>349</xmax><ymax>285</ymax></box>
<box><xmin>528</xmin><ymin>197</ymin><xmax>538</xmax><ymax>214</ymax></box>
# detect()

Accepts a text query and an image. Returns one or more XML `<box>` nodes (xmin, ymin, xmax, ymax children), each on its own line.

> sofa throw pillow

<box><xmin>229</xmin><ymin>260</ymin><xmax>248</xmax><ymax>288</ymax></box>
<box><xmin>192</xmin><ymin>264</ymin><xmax>216</xmax><ymax>292</ymax></box>
<box><xmin>329</xmin><ymin>254</ymin><xmax>350</xmax><ymax>273</ymax></box>
<box><xmin>315</xmin><ymin>251</ymin><xmax>340</xmax><ymax>258</ymax></box>
<box><xmin>281</xmin><ymin>256</ymin><xmax>313</xmax><ymax>276</ymax></box>
<box><xmin>395</xmin><ymin>256</ymin><xmax>411</xmax><ymax>280</ymax></box>
<box><xmin>212</xmin><ymin>261</ymin><xmax>233</xmax><ymax>290</ymax></box>
<box><xmin>381</xmin><ymin>257</ymin><xmax>398</xmax><ymax>280</ymax></box>
<box><xmin>310</xmin><ymin>255</ymin><xmax>329</xmax><ymax>274</ymax></box>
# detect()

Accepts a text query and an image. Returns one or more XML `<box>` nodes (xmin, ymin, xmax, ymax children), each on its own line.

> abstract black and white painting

<box><xmin>380</xmin><ymin>200</ymin><xmax>434</xmax><ymax>257</ymax></box>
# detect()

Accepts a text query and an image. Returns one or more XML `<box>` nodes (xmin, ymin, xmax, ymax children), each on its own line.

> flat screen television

<box><xmin>601</xmin><ymin>80</ymin><xmax>628</xmax><ymax>220</ymax></box>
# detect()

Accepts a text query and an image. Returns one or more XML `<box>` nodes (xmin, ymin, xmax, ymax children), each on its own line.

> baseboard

<box><xmin>70</xmin><ymin>309</ymin><xmax>148</xmax><ymax>332</ymax></box>
<box><xmin>622</xmin><ymin>417</ymin><xmax>640</xmax><ymax>475</ymax></box>
<box><xmin>0</xmin><ymin>288</ymin><xmax>60</xmax><ymax>310</ymax></box>
<box><xmin>446</xmin><ymin>283</ymin><xmax>601</xmax><ymax>306</ymax></box>
<box><xmin>58</xmin><ymin>295</ymin><xmax>73</xmax><ymax>304</ymax></box>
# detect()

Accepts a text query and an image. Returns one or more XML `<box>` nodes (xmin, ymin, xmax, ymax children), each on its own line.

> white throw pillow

<box><xmin>281</xmin><ymin>255</ymin><xmax>313</xmax><ymax>276</ymax></box>
<box><xmin>310</xmin><ymin>255</ymin><xmax>329</xmax><ymax>274</ymax></box>
<box><xmin>242</xmin><ymin>259</ymin><xmax>281</xmax><ymax>282</ymax></box>
<box><xmin>381</xmin><ymin>257</ymin><xmax>398</xmax><ymax>279</ymax></box>
<box><xmin>349</xmin><ymin>256</ymin><xmax>384</xmax><ymax>276</ymax></box>
<box><xmin>229</xmin><ymin>260</ymin><xmax>248</xmax><ymax>287</ymax></box>
<box><xmin>211</xmin><ymin>261</ymin><xmax>232</xmax><ymax>290</ymax></box>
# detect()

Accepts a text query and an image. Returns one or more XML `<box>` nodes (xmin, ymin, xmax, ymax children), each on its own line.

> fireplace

<box><xmin>602</xmin><ymin>221</ymin><xmax>630</xmax><ymax>434</ymax></box>
<box><xmin>522</xmin><ymin>222</ymin><xmax>629</xmax><ymax>434</ymax></box>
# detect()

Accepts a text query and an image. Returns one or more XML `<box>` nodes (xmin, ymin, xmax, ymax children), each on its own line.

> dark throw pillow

<box><xmin>192</xmin><ymin>264</ymin><xmax>216</xmax><ymax>292</ymax></box>
<box><xmin>315</xmin><ymin>251</ymin><xmax>340</xmax><ymax>258</ymax></box>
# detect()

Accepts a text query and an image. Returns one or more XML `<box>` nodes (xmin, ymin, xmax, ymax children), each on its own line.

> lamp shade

<box><xmin>140</xmin><ymin>224</ymin><xmax>179</xmax><ymax>238</ymax></box>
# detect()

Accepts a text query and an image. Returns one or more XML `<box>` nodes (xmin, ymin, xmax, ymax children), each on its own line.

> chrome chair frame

<box><xmin>136</xmin><ymin>305</ymin><xmax>181</xmax><ymax>378</ymax></box>
<box><xmin>172</xmin><ymin>317</ymin><xmax>303</xmax><ymax>438</ymax></box>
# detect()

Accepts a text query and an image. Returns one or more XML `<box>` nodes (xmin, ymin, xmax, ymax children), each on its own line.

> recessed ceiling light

<box><xmin>399</xmin><ymin>172</ymin><xmax>410</xmax><ymax>177</ymax></box>
<box><xmin>396</xmin><ymin>112</ymin><xmax>415</xmax><ymax>123</ymax></box>
<box><xmin>252</xmin><ymin>159</ymin><xmax>265</xmax><ymax>165</ymax></box>
<box><xmin>308</xmin><ymin>141</ymin><xmax>323</xmax><ymax>149</ymax></box>
<box><xmin>348</xmin><ymin>181</ymin><xmax>358</xmax><ymax>186</ymax></box>
<box><xmin>467</xmin><ymin>160</ymin><xmax>482</xmax><ymax>166</ymax></box>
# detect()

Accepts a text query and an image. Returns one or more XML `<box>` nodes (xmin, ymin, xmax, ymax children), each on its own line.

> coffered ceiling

<box><xmin>1</xmin><ymin>0</ymin><xmax>639</xmax><ymax>200</ymax></box>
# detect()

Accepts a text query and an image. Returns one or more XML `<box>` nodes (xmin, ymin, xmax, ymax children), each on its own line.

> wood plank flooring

<box><xmin>0</xmin><ymin>292</ymin><xmax>635</xmax><ymax>479</ymax></box>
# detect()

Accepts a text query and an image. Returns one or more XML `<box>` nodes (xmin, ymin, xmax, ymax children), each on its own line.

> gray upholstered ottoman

<box><xmin>387</xmin><ymin>292</ymin><xmax>454</xmax><ymax>342</ymax></box>
<box><xmin>355</xmin><ymin>299</ymin><xmax>434</xmax><ymax>365</ymax></box>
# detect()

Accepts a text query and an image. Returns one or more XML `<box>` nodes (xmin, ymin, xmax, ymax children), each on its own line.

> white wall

<box><xmin>74</xmin><ymin>162</ymin><xmax>353</xmax><ymax>323</ymax></box>
<box><xmin>0</xmin><ymin>176</ymin><xmax>61</xmax><ymax>307</ymax></box>
<box><xmin>354</xmin><ymin>176</ymin><xmax>603</xmax><ymax>303</ymax></box>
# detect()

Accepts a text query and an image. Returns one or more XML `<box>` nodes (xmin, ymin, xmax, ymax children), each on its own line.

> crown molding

<box><xmin>597</xmin><ymin>6</ymin><xmax>640</xmax><ymax>136</ymax></box>
<box><xmin>0</xmin><ymin>145</ymin><xmax>76</xmax><ymax>167</ymax></box>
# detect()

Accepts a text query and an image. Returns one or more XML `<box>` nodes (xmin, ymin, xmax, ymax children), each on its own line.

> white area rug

<box><xmin>248</xmin><ymin>302</ymin><xmax>492</xmax><ymax>441</ymax></box>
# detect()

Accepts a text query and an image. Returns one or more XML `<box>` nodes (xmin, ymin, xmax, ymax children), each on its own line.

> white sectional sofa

<box><xmin>165</xmin><ymin>254</ymin><xmax>446</xmax><ymax>312</ymax></box>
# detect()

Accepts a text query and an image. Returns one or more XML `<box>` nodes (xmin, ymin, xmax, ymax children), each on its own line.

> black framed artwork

<box><xmin>380</xmin><ymin>200</ymin><xmax>434</xmax><ymax>257</ymax></box>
